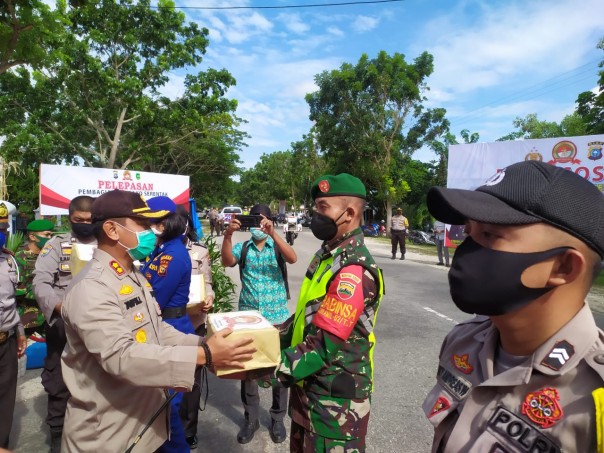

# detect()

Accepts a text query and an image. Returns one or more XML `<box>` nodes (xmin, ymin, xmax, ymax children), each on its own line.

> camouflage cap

<box><xmin>311</xmin><ymin>173</ymin><xmax>366</xmax><ymax>200</ymax></box>
<box><xmin>27</xmin><ymin>219</ymin><xmax>55</xmax><ymax>232</ymax></box>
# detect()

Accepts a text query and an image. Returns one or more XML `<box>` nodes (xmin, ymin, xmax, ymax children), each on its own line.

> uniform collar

<box><xmin>93</xmin><ymin>248</ymin><xmax>131</xmax><ymax>280</ymax></box>
<box><xmin>474</xmin><ymin>304</ymin><xmax>598</xmax><ymax>386</ymax></box>
<box><xmin>323</xmin><ymin>227</ymin><xmax>364</xmax><ymax>253</ymax></box>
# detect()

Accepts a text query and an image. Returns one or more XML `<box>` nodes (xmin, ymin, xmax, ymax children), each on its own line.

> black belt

<box><xmin>162</xmin><ymin>306</ymin><xmax>187</xmax><ymax>319</ymax></box>
<box><xmin>392</xmin><ymin>229</ymin><xmax>406</xmax><ymax>232</ymax></box>
<box><xmin>0</xmin><ymin>327</ymin><xmax>16</xmax><ymax>344</ymax></box>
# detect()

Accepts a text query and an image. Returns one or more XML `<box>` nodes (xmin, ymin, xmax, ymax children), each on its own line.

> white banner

<box><xmin>445</xmin><ymin>134</ymin><xmax>604</xmax><ymax>246</ymax></box>
<box><xmin>448</xmin><ymin>134</ymin><xmax>604</xmax><ymax>191</ymax></box>
<box><xmin>40</xmin><ymin>164</ymin><xmax>190</xmax><ymax>215</ymax></box>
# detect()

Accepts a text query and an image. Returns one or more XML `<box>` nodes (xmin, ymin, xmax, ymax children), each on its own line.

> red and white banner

<box><xmin>40</xmin><ymin>164</ymin><xmax>190</xmax><ymax>215</ymax></box>
<box><xmin>445</xmin><ymin>134</ymin><xmax>604</xmax><ymax>246</ymax></box>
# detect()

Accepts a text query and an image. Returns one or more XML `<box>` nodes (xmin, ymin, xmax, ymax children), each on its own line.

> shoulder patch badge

<box><xmin>110</xmin><ymin>260</ymin><xmax>125</xmax><ymax>276</ymax></box>
<box><xmin>40</xmin><ymin>245</ymin><xmax>53</xmax><ymax>257</ymax></box>
<box><xmin>452</xmin><ymin>353</ymin><xmax>474</xmax><ymax>375</ymax></box>
<box><xmin>521</xmin><ymin>388</ymin><xmax>563</xmax><ymax>429</ymax></box>
<box><xmin>541</xmin><ymin>340</ymin><xmax>575</xmax><ymax>371</ymax></box>
<box><xmin>337</xmin><ymin>280</ymin><xmax>356</xmax><ymax>300</ymax></box>
<box><xmin>429</xmin><ymin>396</ymin><xmax>451</xmax><ymax>418</ymax></box>
<box><xmin>119</xmin><ymin>285</ymin><xmax>133</xmax><ymax>295</ymax></box>
<box><xmin>437</xmin><ymin>365</ymin><xmax>471</xmax><ymax>400</ymax></box>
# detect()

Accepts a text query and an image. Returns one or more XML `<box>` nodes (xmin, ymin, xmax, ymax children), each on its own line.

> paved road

<box><xmin>9</xmin><ymin>229</ymin><xmax>603</xmax><ymax>452</ymax></box>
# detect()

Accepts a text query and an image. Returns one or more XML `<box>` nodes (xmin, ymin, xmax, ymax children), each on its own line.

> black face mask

<box><xmin>310</xmin><ymin>210</ymin><xmax>346</xmax><ymax>241</ymax></box>
<box><xmin>71</xmin><ymin>222</ymin><xmax>95</xmax><ymax>240</ymax></box>
<box><xmin>448</xmin><ymin>237</ymin><xmax>570</xmax><ymax>316</ymax></box>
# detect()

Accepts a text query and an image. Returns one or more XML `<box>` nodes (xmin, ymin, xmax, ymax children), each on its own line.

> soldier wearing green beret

<box><xmin>15</xmin><ymin>219</ymin><xmax>55</xmax><ymax>334</ymax></box>
<box><xmin>273</xmin><ymin>173</ymin><xmax>385</xmax><ymax>452</ymax></box>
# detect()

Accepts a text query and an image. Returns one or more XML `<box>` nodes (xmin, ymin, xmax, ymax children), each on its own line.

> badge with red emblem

<box><xmin>318</xmin><ymin>179</ymin><xmax>330</xmax><ymax>193</ymax></box>
<box><xmin>521</xmin><ymin>388</ymin><xmax>563</xmax><ymax>428</ymax></box>
<box><xmin>429</xmin><ymin>396</ymin><xmax>451</xmax><ymax>418</ymax></box>
<box><xmin>452</xmin><ymin>353</ymin><xmax>474</xmax><ymax>374</ymax></box>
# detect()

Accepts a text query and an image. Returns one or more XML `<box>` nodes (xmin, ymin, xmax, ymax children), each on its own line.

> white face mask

<box><xmin>151</xmin><ymin>227</ymin><xmax>162</xmax><ymax>237</ymax></box>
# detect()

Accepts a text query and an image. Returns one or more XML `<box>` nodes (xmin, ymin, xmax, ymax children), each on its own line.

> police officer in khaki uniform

<box><xmin>60</xmin><ymin>190</ymin><xmax>255</xmax><ymax>453</ymax></box>
<box><xmin>32</xmin><ymin>196</ymin><xmax>96</xmax><ymax>452</ymax></box>
<box><xmin>390</xmin><ymin>207</ymin><xmax>408</xmax><ymax>260</ymax></box>
<box><xmin>423</xmin><ymin>161</ymin><xmax>604</xmax><ymax>452</ymax></box>
<box><xmin>0</xmin><ymin>206</ymin><xmax>27</xmax><ymax>448</ymax></box>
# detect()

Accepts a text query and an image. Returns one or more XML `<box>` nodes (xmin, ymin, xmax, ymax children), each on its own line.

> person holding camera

<box><xmin>221</xmin><ymin>204</ymin><xmax>297</xmax><ymax>444</ymax></box>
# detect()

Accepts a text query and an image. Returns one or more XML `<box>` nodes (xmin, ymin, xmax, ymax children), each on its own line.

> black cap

<box><xmin>427</xmin><ymin>161</ymin><xmax>604</xmax><ymax>258</ymax></box>
<box><xmin>250</xmin><ymin>204</ymin><xmax>272</xmax><ymax>218</ymax></box>
<box><xmin>92</xmin><ymin>190</ymin><xmax>171</xmax><ymax>222</ymax></box>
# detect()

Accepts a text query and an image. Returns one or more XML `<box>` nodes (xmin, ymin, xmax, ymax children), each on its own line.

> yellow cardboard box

<box><xmin>207</xmin><ymin>310</ymin><xmax>280</xmax><ymax>377</ymax></box>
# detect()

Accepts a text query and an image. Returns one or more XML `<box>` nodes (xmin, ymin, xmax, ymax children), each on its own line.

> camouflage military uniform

<box><xmin>276</xmin><ymin>227</ymin><xmax>384</xmax><ymax>452</ymax></box>
<box><xmin>15</xmin><ymin>248</ymin><xmax>45</xmax><ymax>332</ymax></box>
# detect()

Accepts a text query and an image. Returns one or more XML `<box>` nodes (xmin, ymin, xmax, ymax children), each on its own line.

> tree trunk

<box><xmin>385</xmin><ymin>199</ymin><xmax>392</xmax><ymax>236</ymax></box>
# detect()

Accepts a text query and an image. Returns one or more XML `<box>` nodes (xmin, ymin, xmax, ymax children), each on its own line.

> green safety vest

<box><xmin>291</xmin><ymin>246</ymin><xmax>384</xmax><ymax>390</ymax></box>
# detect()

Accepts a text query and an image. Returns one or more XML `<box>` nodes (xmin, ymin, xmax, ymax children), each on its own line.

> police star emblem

<box><xmin>521</xmin><ymin>388</ymin><xmax>563</xmax><ymax>428</ymax></box>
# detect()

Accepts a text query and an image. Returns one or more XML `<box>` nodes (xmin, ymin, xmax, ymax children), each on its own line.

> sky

<box><xmin>160</xmin><ymin>0</ymin><xmax>604</xmax><ymax>168</ymax></box>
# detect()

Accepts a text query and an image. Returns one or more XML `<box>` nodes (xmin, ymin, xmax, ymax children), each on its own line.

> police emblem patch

<box><xmin>588</xmin><ymin>141</ymin><xmax>603</xmax><ymax>161</ymax></box>
<box><xmin>521</xmin><ymin>388</ymin><xmax>563</xmax><ymax>429</ymax></box>
<box><xmin>133</xmin><ymin>312</ymin><xmax>144</xmax><ymax>323</ymax></box>
<box><xmin>429</xmin><ymin>396</ymin><xmax>451</xmax><ymax>418</ymax></box>
<box><xmin>549</xmin><ymin>140</ymin><xmax>580</xmax><ymax>165</ymax></box>
<box><xmin>452</xmin><ymin>353</ymin><xmax>474</xmax><ymax>374</ymax></box>
<box><xmin>135</xmin><ymin>329</ymin><xmax>146</xmax><ymax>343</ymax></box>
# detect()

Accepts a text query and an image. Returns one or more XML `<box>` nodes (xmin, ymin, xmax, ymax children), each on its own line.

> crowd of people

<box><xmin>1</xmin><ymin>162</ymin><xmax>604</xmax><ymax>453</ymax></box>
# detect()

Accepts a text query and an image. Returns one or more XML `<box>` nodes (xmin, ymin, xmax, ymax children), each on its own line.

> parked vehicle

<box><xmin>408</xmin><ymin>230</ymin><xmax>436</xmax><ymax>246</ymax></box>
<box><xmin>361</xmin><ymin>222</ymin><xmax>382</xmax><ymax>237</ymax></box>
<box><xmin>220</xmin><ymin>206</ymin><xmax>242</xmax><ymax>228</ymax></box>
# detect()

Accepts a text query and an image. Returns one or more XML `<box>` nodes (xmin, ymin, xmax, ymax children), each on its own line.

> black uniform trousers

<box><xmin>391</xmin><ymin>230</ymin><xmax>406</xmax><ymax>257</ymax></box>
<box><xmin>180</xmin><ymin>324</ymin><xmax>205</xmax><ymax>438</ymax></box>
<box><xmin>241</xmin><ymin>379</ymin><xmax>288</xmax><ymax>422</ymax></box>
<box><xmin>0</xmin><ymin>335</ymin><xmax>17</xmax><ymax>448</ymax></box>
<box><xmin>41</xmin><ymin>318</ymin><xmax>70</xmax><ymax>431</ymax></box>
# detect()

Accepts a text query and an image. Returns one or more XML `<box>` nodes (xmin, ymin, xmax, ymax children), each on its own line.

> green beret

<box><xmin>27</xmin><ymin>219</ymin><xmax>55</xmax><ymax>232</ymax></box>
<box><xmin>311</xmin><ymin>173</ymin><xmax>366</xmax><ymax>200</ymax></box>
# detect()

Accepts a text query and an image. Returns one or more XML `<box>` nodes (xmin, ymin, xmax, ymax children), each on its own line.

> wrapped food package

<box><xmin>207</xmin><ymin>310</ymin><xmax>280</xmax><ymax>377</ymax></box>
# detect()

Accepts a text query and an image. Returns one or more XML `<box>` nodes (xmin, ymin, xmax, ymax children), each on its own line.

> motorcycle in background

<box><xmin>283</xmin><ymin>214</ymin><xmax>301</xmax><ymax>245</ymax></box>
<box><xmin>408</xmin><ymin>230</ymin><xmax>436</xmax><ymax>246</ymax></box>
<box><xmin>361</xmin><ymin>222</ymin><xmax>382</xmax><ymax>237</ymax></box>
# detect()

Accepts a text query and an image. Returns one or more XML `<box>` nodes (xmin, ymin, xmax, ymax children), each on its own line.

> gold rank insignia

<box><xmin>133</xmin><ymin>312</ymin><xmax>144</xmax><ymax>323</ymax></box>
<box><xmin>135</xmin><ymin>329</ymin><xmax>147</xmax><ymax>343</ymax></box>
<box><xmin>119</xmin><ymin>285</ymin><xmax>133</xmax><ymax>295</ymax></box>
<box><xmin>110</xmin><ymin>260</ymin><xmax>125</xmax><ymax>276</ymax></box>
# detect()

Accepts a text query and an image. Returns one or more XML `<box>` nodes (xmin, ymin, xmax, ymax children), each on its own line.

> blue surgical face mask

<box><xmin>0</xmin><ymin>231</ymin><xmax>6</xmax><ymax>249</ymax></box>
<box><xmin>250</xmin><ymin>228</ymin><xmax>268</xmax><ymax>242</ymax></box>
<box><xmin>116</xmin><ymin>223</ymin><xmax>157</xmax><ymax>261</ymax></box>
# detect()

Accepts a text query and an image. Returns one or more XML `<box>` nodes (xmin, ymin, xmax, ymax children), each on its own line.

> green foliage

<box><xmin>5</xmin><ymin>230</ymin><xmax>24</xmax><ymax>253</ymax></box>
<box><xmin>202</xmin><ymin>235</ymin><xmax>235</xmax><ymax>313</ymax></box>
<box><xmin>306</xmin><ymin>50</ymin><xmax>449</xmax><ymax>229</ymax></box>
<box><xmin>576</xmin><ymin>38</ymin><xmax>604</xmax><ymax>135</ymax></box>
<box><xmin>496</xmin><ymin>113</ymin><xmax>588</xmax><ymax>141</ymax></box>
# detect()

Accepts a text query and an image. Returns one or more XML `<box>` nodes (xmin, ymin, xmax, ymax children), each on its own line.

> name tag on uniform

<box><xmin>60</xmin><ymin>242</ymin><xmax>73</xmax><ymax>255</ymax></box>
<box><xmin>488</xmin><ymin>407</ymin><xmax>561</xmax><ymax>453</ymax></box>
<box><xmin>124</xmin><ymin>297</ymin><xmax>142</xmax><ymax>310</ymax></box>
<box><xmin>437</xmin><ymin>365</ymin><xmax>471</xmax><ymax>400</ymax></box>
<box><xmin>60</xmin><ymin>263</ymin><xmax>71</xmax><ymax>272</ymax></box>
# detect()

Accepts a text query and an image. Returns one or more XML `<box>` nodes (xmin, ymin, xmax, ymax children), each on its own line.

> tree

<box><xmin>576</xmin><ymin>37</ymin><xmax>604</xmax><ymax>134</ymax></box>
<box><xmin>0</xmin><ymin>0</ymin><xmax>244</xmax><ymax>173</ymax></box>
<box><xmin>0</xmin><ymin>0</ymin><xmax>65</xmax><ymax>73</ymax></box>
<box><xmin>496</xmin><ymin>113</ymin><xmax>588</xmax><ymax>141</ymax></box>
<box><xmin>306</xmin><ymin>50</ymin><xmax>449</xmax><ymax>231</ymax></box>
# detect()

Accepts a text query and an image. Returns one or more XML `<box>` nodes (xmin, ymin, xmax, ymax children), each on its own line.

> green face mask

<box><xmin>34</xmin><ymin>235</ymin><xmax>50</xmax><ymax>249</ymax></box>
<box><xmin>116</xmin><ymin>223</ymin><xmax>157</xmax><ymax>261</ymax></box>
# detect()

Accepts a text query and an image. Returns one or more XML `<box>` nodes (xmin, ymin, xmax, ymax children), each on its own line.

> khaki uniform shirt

<box><xmin>186</xmin><ymin>240</ymin><xmax>214</xmax><ymax>329</ymax></box>
<box><xmin>391</xmin><ymin>215</ymin><xmax>408</xmax><ymax>232</ymax></box>
<box><xmin>33</xmin><ymin>232</ymin><xmax>97</xmax><ymax>324</ymax></box>
<box><xmin>423</xmin><ymin>304</ymin><xmax>604</xmax><ymax>452</ymax></box>
<box><xmin>61</xmin><ymin>249</ymin><xmax>199</xmax><ymax>453</ymax></box>
<box><xmin>0</xmin><ymin>249</ymin><xmax>24</xmax><ymax>336</ymax></box>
